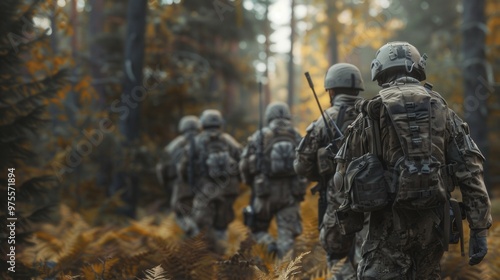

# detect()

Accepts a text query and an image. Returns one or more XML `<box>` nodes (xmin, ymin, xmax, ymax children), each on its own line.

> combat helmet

<box><xmin>265</xmin><ymin>101</ymin><xmax>291</xmax><ymax>125</ymax></box>
<box><xmin>178</xmin><ymin>115</ymin><xmax>201</xmax><ymax>133</ymax></box>
<box><xmin>324</xmin><ymin>63</ymin><xmax>365</xmax><ymax>91</ymax></box>
<box><xmin>371</xmin><ymin>41</ymin><xmax>427</xmax><ymax>82</ymax></box>
<box><xmin>200</xmin><ymin>109</ymin><xmax>224</xmax><ymax>128</ymax></box>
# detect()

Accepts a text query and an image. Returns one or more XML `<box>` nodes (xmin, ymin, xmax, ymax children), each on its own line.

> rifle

<box><xmin>243</xmin><ymin>81</ymin><xmax>264</xmax><ymax>229</ymax></box>
<box><xmin>305</xmin><ymin>72</ymin><xmax>343</xmax><ymax>142</ymax></box>
<box><xmin>304</xmin><ymin>72</ymin><xmax>343</xmax><ymax>229</ymax></box>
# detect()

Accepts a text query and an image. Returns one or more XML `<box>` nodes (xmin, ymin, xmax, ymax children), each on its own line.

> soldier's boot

<box><xmin>176</xmin><ymin>215</ymin><xmax>199</xmax><ymax>238</ymax></box>
<box><xmin>253</xmin><ymin>231</ymin><xmax>277</xmax><ymax>256</ymax></box>
<box><xmin>213</xmin><ymin>229</ymin><xmax>228</xmax><ymax>255</ymax></box>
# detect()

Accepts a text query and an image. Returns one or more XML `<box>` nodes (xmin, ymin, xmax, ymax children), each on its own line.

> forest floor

<box><xmin>19</xmin><ymin>183</ymin><xmax>500</xmax><ymax>279</ymax></box>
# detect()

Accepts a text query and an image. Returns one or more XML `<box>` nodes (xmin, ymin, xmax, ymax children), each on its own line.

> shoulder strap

<box><xmin>371</xmin><ymin>113</ymin><xmax>383</xmax><ymax>160</ymax></box>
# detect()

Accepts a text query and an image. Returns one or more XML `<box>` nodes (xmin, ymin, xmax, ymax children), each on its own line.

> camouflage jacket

<box><xmin>336</xmin><ymin>78</ymin><xmax>491</xmax><ymax>230</ymax></box>
<box><xmin>294</xmin><ymin>94</ymin><xmax>363</xmax><ymax>182</ymax></box>
<box><xmin>157</xmin><ymin>132</ymin><xmax>196</xmax><ymax>184</ymax></box>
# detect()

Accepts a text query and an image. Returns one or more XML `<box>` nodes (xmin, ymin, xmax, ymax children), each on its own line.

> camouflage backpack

<box><xmin>197</xmin><ymin>132</ymin><xmax>237</xmax><ymax>180</ymax></box>
<box><xmin>264</xmin><ymin>125</ymin><xmax>298</xmax><ymax>178</ymax></box>
<box><xmin>317</xmin><ymin>103</ymin><xmax>361</xmax><ymax>176</ymax></box>
<box><xmin>380</xmin><ymin>84</ymin><xmax>449</xmax><ymax>210</ymax></box>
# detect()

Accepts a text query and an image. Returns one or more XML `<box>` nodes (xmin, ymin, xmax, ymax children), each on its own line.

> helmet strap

<box><xmin>405</xmin><ymin>60</ymin><xmax>415</xmax><ymax>73</ymax></box>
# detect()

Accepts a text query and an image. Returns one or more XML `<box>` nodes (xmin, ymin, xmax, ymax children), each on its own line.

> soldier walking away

<box><xmin>156</xmin><ymin>115</ymin><xmax>201</xmax><ymax>234</ymax></box>
<box><xmin>240</xmin><ymin>102</ymin><xmax>307</xmax><ymax>258</ymax></box>
<box><xmin>294</xmin><ymin>63</ymin><xmax>366</xmax><ymax>279</ymax></box>
<box><xmin>333</xmin><ymin>41</ymin><xmax>492</xmax><ymax>279</ymax></box>
<box><xmin>179</xmin><ymin>109</ymin><xmax>242</xmax><ymax>253</ymax></box>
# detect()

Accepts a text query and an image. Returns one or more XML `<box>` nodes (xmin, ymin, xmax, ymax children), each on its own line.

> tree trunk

<box><xmin>121</xmin><ymin>0</ymin><xmax>147</xmax><ymax>141</ymax></box>
<box><xmin>287</xmin><ymin>0</ymin><xmax>295</xmax><ymax>112</ymax></box>
<box><xmin>89</xmin><ymin>0</ymin><xmax>105</xmax><ymax>108</ymax></box>
<box><xmin>462</xmin><ymin>0</ymin><xmax>492</xmax><ymax>195</ymax></box>
<box><xmin>264</xmin><ymin>0</ymin><xmax>271</xmax><ymax>106</ymax></box>
<box><xmin>327</xmin><ymin>0</ymin><xmax>338</xmax><ymax>65</ymax></box>
<box><xmin>113</xmin><ymin>0</ymin><xmax>147</xmax><ymax>218</ymax></box>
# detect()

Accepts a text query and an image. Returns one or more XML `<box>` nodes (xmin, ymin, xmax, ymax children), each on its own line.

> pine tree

<box><xmin>0</xmin><ymin>0</ymin><xmax>66</xmax><ymax>278</ymax></box>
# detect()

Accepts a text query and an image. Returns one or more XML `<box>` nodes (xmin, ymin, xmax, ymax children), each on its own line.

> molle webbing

<box><xmin>381</xmin><ymin>89</ymin><xmax>433</xmax><ymax>162</ymax></box>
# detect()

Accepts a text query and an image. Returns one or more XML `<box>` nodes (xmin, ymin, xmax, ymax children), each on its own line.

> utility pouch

<box><xmin>346</xmin><ymin>153</ymin><xmax>389</xmax><ymax>212</ymax></box>
<box><xmin>393</xmin><ymin>157</ymin><xmax>446</xmax><ymax>210</ymax></box>
<box><xmin>253</xmin><ymin>173</ymin><xmax>270</xmax><ymax>197</ymax></box>
<box><xmin>317</xmin><ymin>147</ymin><xmax>335</xmax><ymax>175</ymax></box>
<box><xmin>334</xmin><ymin>203</ymin><xmax>364</xmax><ymax>235</ymax></box>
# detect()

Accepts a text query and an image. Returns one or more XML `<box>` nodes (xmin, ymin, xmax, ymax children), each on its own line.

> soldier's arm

<box><xmin>294</xmin><ymin>122</ymin><xmax>322</xmax><ymax>181</ymax></box>
<box><xmin>447</xmin><ymin>111</ymin><xmax>492</xmax><ymax>230</ymax></box>
<box><xmin>239</xmin><ymin>136</ymin><xmax>256</xmax><ymax>185</ymax></box>
<box><xmin>221</xmin><ymin>133</ymin><xmax>243</xmax><ymax>162</ymax></box>
<box><xmin>176</xmin><ymin>145</ymin><xmax>189</xmax><ymax>182</ymax></box>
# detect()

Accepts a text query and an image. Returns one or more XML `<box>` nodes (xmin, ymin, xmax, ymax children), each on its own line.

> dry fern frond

<box><xmin>277</xmin><ymin>251</ymin><xmax>310</xmax><ymax>280</ymax></box>
<box><xmin>55</xmin><ymin>232</ymin><xmax>94</xmax><ymax>272</ymax></box>
<box><xmin>160</xmin><ymin>233</ymin><xmax>218</xmax><ymax>280</ymax></box>
<box><xmin>107</xmin><ymin>250</ymin><xmax>155</xmax><ymax>279</ymax></box>
<box><xmin>154</xmin><ymin>213</ymin><xmax>184</xmax><ymax>240</ymax></box>
<box><xmin>80</xmin><ymin>257</ymin><xmax>119</xmax><ymax>280</ymax></box>
<box><xmin>292</xmin><ymin>197</ymin><xmax>328</xmax><ymax>279</ymax></box>
<box><xmin>139</xmin><ymin>264</ymin><xmax>169</xmax><ymax>280</ymax></box>
<box><xmin>217</xmin><ymin>252</ymin><xmax>256</xmax><ymax>280</ymax></box>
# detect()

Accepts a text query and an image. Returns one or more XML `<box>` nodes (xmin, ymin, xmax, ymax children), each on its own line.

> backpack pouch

<box><xmin>346</xmin><ymin>153</ymin><xmax>389</xmax><ymax>212</ymax></box>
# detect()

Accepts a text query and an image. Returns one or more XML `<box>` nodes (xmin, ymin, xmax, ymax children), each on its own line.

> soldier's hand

<box><xmin>469</xmin><ymin>229</ymin><xmax>488</xmax><ymax>266</ymax></box>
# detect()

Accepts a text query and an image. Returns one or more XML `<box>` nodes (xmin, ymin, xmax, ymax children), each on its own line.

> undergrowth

<box><xmin>13</xmin><ymin>185</ymin><xmax>500</xmax><ymax>280</ymax></box>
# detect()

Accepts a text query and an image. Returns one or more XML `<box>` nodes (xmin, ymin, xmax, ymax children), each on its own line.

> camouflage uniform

<box><xmin>240</xmin><ymin>102</ymin><xmax>307</xmax><ymax>258</ymax></box>
<box><xmin>156</xmin><ymin>116</ymin><xmax>200</xmax><ymax>233</ymax></box>
<box><xmin>332</xmin><ymin>42</ymin><xmax>492</xmax><ymax>279</ymax></box>
<box><xmin>179</xmin><ymin>110</ymin><xmax>242</xmax><ymax>251</ymax></box>
<box><xmin>294</xmin><ymin>63</ymin><xmax>366</xmax><ymax>280</ymax></box>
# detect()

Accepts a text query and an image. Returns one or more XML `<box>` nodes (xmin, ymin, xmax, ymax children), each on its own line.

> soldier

<box><xmin>179</xmin><ymin>109</ymin><xmax>242</xmax><ymax>252</ymax></box>
<box><xmin>333</xmin><ymin>41</ymin><xmax>492</xmax><ymax>278</ymax></box>
<box><xmin>294</xmin><ymin>63</ymin><xmax>365</xmax><ymax>279</ymax></box>
<box><xmin>156</xmin><ymin>115</ymin><xmax>200</xmax><ymax>233</ymax></box>
<box><xmin>240</xmin><ymin>101</ymin><xmax>307</xmax><ymax>258</ymax></box>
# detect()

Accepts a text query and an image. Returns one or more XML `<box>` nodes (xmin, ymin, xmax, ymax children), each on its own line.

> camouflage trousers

<box><xmin>192</xmin><ymin>193</ymin><xmax>237</xmax><ymax>231</ymax></box>
<box><xmin>252</xmin><ymin>196</ymin><xmax>302</xmax><ymax>258</ymax></box>
<box><xmin>357</xmin><ymin>208</ymin><xmax>444</xmax><ymax>279</ymax></box>
<box><xmin>191</xmin><ymin>189</ymin><xmax>237</xmax><ymax>254</ymax></box>
<box><xmin>321</xmin><ymin>212</ymin><xmax>368</xmax><ymax>280</ymax></box>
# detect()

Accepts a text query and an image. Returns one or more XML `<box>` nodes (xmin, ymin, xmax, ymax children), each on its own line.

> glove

<box><xmin>469</xmin><ymin>229</ymin><xmax>488</xmax><ymax>266</ymax></box>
